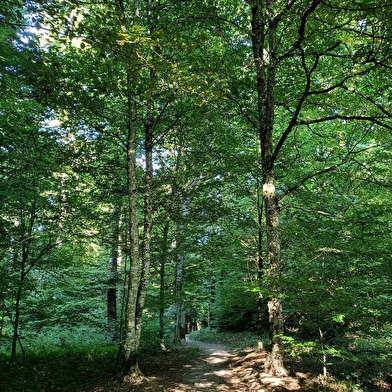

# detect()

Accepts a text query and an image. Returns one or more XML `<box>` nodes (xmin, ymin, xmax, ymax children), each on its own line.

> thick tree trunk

<box><xmin>263</xmin><ymin>173</ymin><xmax>287</xmax><ymax>376</ymax></box>
<box><xmin>250</xmin><ymin>0</ymin><xmax>287</xmax><ymax>375</ymax></box>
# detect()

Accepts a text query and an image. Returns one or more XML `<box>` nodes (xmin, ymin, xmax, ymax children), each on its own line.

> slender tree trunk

<box><xmin>159</xmin><ymin>215</ymin><xmax>170</xmax><ymax>351</ymax></box>
<box><xmin>115</xmin><ymin>0</ymin><xmax>152</xmax><ymax>380</ymax></box>
<box><xmin>11</xmin><ymin>283</ymin><xmax>23</xmax><ymax>359</ymax></box>
<box><xmin>0</xmin><ymin>302</ymin><xmax>4</xmax><ymax>335</ymax></box>
<box><xmin>121</xmin><ymin>65</ymin><xmax>143</xmax><ymax>380</ymax></box>
<box><xmin>174</xmin><ymin>244</ymin><xmax>186</xmax><ymax>345</ymax></box>
<box><xmin>11</xmin><ymin>202</ymin><xmax>35</xmax><ymax>359</ymax></box>
<box><xmin>121</xmin><ymin>39</ymin><xmax>154</xmax><ymax>381</ymax></box>
<box><xmin>108</xmin><ymin>205</ymin><xmax>122</xmax><ymax>341</ymax></box>
<box><xmin>172</xmin><ymin>182</ymin><xmax>196</xmax><ymax>345</ymax></box>
<box><xmin>250</xmin><ymin>0</ymin><xmax>287</xmax><ymax>375</ymax></box>
<box><xmin>256</xmin><ymin>181</ymin><xmax>265</xmax><ymax>352</ymax></box>
<box><xmin>136</xmin><ymin>93</ymin><xmax>154</xmax><ymax>339</ymax></box>
<box><xmin>159</xmin><ymin>255</ymin><xmax>166</xmax><ymax>349</ymax></box>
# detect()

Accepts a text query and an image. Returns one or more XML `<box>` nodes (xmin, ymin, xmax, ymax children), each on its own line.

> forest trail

<box><xmin>177</xmin><ymin>337</ymin><xmax>301</xmax><ymax>392</ymax></box>
<box><xmin>85</xmin><ymin>337</ymin><xmax>301</xmax><ymax>392</ymax></box>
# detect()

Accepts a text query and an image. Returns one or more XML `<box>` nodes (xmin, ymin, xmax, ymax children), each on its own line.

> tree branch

<box><xmin>273</xmin><ymin>50</ymin><xmax>319</xmax><ymax>161</ymax></box>
<box><xmin>278</xmin><ymin>0</ymin><xmax>322</xmax><ymax>62</ymax></box>
<box><xmin>278</xmin><ymin>156</ymin><xmax>350</xmax><ymax>201</ymax></box>
<box><xmin>280</xmin><ymin>204</ymin><xmax>342</xmax><ymax>218</ymax></box>
<box><xmin>296</xmin><ymin>115</ymin><xmax>392</xmax><ymax>131</ymax></box>
<box><xmin>341</xmin><ymin>85</ymin><xmax>392</xmax><ymax>118</ymax></box>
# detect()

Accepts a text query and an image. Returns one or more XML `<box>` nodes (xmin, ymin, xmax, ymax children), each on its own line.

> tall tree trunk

<box><xmin>159</xmin><ymin>215</ymin><xmax>170</xmax><ymax>351</ymax></box>
<box><xmin>121</xmin><ymin>64</ymin><xmax>143</xmax><ymax>380</ymax></box>
<box><xmin>263</xmin><ymin>170</ymin><xmax>286</xmax><ymax>376</ymax></box>
<box><xmin>107</xmin><ymin>205</ymin><xmax>122</xmax><ymax>341</ymax></box>
<box><xmin>174</xmin><ymin>242</ymin><xmax>186</xmax><ymax>345</ymax></box>
<box><xmin>116</xmin><ymin>0</ymin><xmax>154</xmax><ymax>381</ymax></box>
<box><xmin>136</xmin><ymin>93</ymin><xmax>154</xmax><ymax>340</ymax></box>
<box><xmin>121</xmin><ymin>47</ymin><xmax>154</xmax><ymax>382</ymax></box>
<box><xmin>250</xmin><ymin>0</ymin><xmax>287</xmax><ymax>376</ymax></box>
<box><xmin>172</xmin><ymin>181</ymin><xmax>197</xmax><ymax>345</ymax></box>
<box><xmin>11</xmin><ymin>283</ymin><xmax>23</xmax><ymax>359</ymax></box>
<box><xmin>256</xmin><ymin>181</ymin><xmax>265</xmax><ymax>352</ymax></box>
<box><xmin>11</xmin><ymin>202</ymin><xmax>35</xmax><ymax>359</ymax></box>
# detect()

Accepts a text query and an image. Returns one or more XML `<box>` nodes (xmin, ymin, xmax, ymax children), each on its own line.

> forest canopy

<box><xmin>1</xmin><ymin>0</ymin><xmax>391</xmax><ymax>390</ymax></box>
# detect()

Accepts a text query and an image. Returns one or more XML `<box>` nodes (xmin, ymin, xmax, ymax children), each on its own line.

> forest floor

<box><xmin>82</xmin><ymin>336</ymin><xmax>303</xmax><ymax>392</ymax></box>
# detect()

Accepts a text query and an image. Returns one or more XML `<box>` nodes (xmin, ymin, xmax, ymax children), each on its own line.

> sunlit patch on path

<box><xmin>184</xmin><ymin>338</ymin><xmax>301</xmax><ymax>391</ymax></box>
<box><xmin>84</xmin><ymin>338</ymin><xmax>301</xmax><ymax>391</ymax></box>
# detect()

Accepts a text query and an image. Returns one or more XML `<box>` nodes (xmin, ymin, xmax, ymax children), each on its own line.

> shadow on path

<box><xmin>84</xmin><ymin>337</ymin><xmax>301</xmax><ymax>392</ymax></box>
<box><xmin>140</xmin><ymin>336</ymin><xmax>302</xmax><ymax>392</ymax></box>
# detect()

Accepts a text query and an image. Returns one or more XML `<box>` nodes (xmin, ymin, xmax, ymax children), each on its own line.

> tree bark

<box><xmin>172</xmin><ymin>179</ymin><xmax>197</xmax><ymax>345</ymax></box>
<box><xmin>173</xmin><ymin>234</ymin><xmax>186</xmax><ymax>345</ymax></box>
<box><xmin>249</xmin><ymin>0</ymin><xmax>287</xmax><ymax>376</ymax></box>
<box><xmin>159</xmin><ymin>215</ymin><xmax>170</xmax><ymax>351</ymax></box>
<box><xmin>11</xmin><ymin>201</ymin><xmax>37</xmax><ymax>359</ymax></box>
<box><xmin>107</xmin><ymin>205</ymin><xmax>122</xmax><ymax>341</ymax></box>
<box><xmin>116</xmin><ymin>0</ymin><xmax>155</xmax><ymax>381</ymax></box>
<box><xmin>256</xmin><ymin>181</ymin><xmax>265</xmax><ymax>352</ymax></box>
<box><xmin>121</xmin><ymin>36</ymin><xmax>155</xmax><ymax>382</ymax></box>
<box><xmin>121</xmin><ymin>67</ymin><xmax>143</xmax><ymax>381</ymax></box>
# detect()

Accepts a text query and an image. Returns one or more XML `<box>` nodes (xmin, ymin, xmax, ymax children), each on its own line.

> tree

<box><xmin>245</xmin><ymin>0</ymin><xmax>392</xmax><ymax>375</ymax></box>
<box><xmin>2</xmin><ymin>1</ymin><xmax>391</xmax><ymax>388</ymax></box>
<box><xmin>0</xmin><ymin>7</ymin><xmax>71</xmax><ymax>357</ymax></box>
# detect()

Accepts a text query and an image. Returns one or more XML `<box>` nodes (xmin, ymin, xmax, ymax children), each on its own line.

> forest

<box><xmin>1</xmin><ymin>0</ymin><xmax>392</xmax><ymax>391</ymax></box>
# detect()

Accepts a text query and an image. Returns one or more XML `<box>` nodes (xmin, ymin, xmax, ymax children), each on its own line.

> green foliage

<box><xmin>212</xmin><ymin>275</ymin><xmax>258</xmax><ymax>332</ymax></box>
<box><xmin>0</xmin><ymin>0</ymin><xmax>391</xmax><ymax>390</ymax></box>
<box><xmin>284</xmin><ymin>325</ymin><xmax>392</xmax><ymax>389</ymax></box>
<box><xmin>188</xmin><ymin>329</ymin><xmax>258</xmax><ymax>351</ymax></box>
<box><xmin>0</xmin><ymin>343</ymin><xmax>118</xmax><ymax>392</ymax></box>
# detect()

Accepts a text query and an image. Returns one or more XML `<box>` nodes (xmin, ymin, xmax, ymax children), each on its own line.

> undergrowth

<box><xmin>188</xmin><ymin>329</ymin><xmax>259</xmax><ymax>351</ymax></box>
<box><xmin>2</xmin><ymin>329</ymin><xmax>390</xmax><ymax>392</ymax></box>
<box><xmin>0</xmin><ymin>345</ymin><xmax>119</xmax><ymax>392</ymax></box>
<box><xmin>0</xmin><ymin>327</ymin><xmax>181</xmax><ymax>392</ymax></box>
<box><xmin>189</xmin><ymin>329</ymin><xmax>391</xmax><ymax>392</ymax></box>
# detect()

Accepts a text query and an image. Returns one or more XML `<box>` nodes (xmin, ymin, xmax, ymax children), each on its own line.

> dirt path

<box><xmin>182</xmin><ymin>337</ymin><xmax>300</xmax><ymax>392</ymax></box>
<box><xmin>85</xmin><ymin>337</ymin><xmax>301</xmax><ymax>392</ymax></box>
<box><xmin>173</xmin><ymin>337</ymin><xmax>249</xmax><ymax>391</ymax></box>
